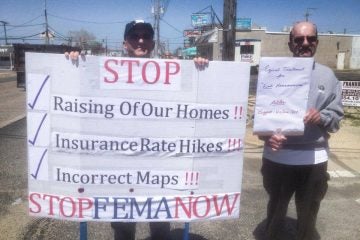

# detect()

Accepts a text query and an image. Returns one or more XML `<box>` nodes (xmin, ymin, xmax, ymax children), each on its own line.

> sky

<box><xmin>1</xmin><ymin>0</ymin><xmax>360</xmax><ymax>52</ymax></box>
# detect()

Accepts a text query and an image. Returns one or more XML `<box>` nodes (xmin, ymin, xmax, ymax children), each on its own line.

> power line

<box><xmin>3</xmin><ymin>32</ymin><xmax>43</xmax><ymax>40</ymax></box>
<box><xmin>48</xmin><ymin>26</ymin><xmax>70</xmax><ymax>41</ymax></box>
<box><xmin>8</xmin><ymin>23</ymin><xmax>44</xmax><ymax>28</ymax></box>
<box><xmin>48</xmin><ymin>13</ymin><xmax>127</xmax><ymax>25</ymax></box>
<box><xmin>9</xmin><ymin>15</ymin><xmax>44</xmax><ymax>27</ymax></box>
<box><xmin>160</xmin><ymin>18</ymin><xmax>183</xmax><ymax>34</ymax></box>
<box><xmin>1</xmin><ymin>2</ymin><xmax>189</xmax><ymax>48</ymax></box>
<box><xmin>161</xmin><ymin>0</ymin><xmax>170</xmax><ymax>18</ymax></box>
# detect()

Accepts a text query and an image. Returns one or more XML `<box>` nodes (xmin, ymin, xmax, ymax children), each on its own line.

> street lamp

<box><xmin>0</xmin><ymin>21</ymin><xmax>9</xmax><ymax>45</ymax></box>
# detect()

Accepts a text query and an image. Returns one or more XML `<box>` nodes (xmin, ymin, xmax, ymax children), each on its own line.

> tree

<box><xmin>68</xmin><ymin>29</ymin><xmax>104</xmax><ymax>54</ymax></box>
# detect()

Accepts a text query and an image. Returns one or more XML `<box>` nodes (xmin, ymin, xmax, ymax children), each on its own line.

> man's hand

<box><xmin>193</xmin><ymin>57</ymin><xmax>209</xmax><ymax>70</ymax></box>
<box><xmin>304</xmin><ymin>108</ymin><xmax>321</xmax><ymax>125</ymax></box>
<box><xmin>64</xmin><ymin>51</ymin><xmax>86</xmax><ymax>61</ymax></box>
<box><xmin>266</xmin><ymin>133</ymin><xmax>287</xmax><ymax>151</ymax></box>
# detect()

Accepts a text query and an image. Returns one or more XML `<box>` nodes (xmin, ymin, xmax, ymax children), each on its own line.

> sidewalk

<box><xmin>0</xmin><ymin>78</ymin><xmax>26</xmax><ymax>128</ymax></box>
<box><xmin>0</xmin><ymin>70</ymin><xmax>16</xmax><ymax>77</ymax></box>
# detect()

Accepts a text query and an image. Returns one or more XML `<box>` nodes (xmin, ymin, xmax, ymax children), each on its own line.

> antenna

<box><xmin>305</xmin><ymin>8</ymin><xmax>317</xmax><ymax>21</ymax></box>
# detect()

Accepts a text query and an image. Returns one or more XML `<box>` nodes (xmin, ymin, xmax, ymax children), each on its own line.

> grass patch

<box><xmin>343</xmin><ymin>106</ymin><xmax>360</xmax><ymax>127</ymax></box>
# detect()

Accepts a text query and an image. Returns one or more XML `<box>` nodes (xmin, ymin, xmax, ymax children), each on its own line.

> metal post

<box><xmin>0</xmin><ymin>21</ymin><xmax>9</xmax><ymax>45</ymax></box>
<box><xmin>183</xmin><ymin>222</ymin><xmax>190</xmax><ymax>240</ymax></box>
<box><xmin>80</xmin><ymin>222</ymin><xmax>87</xmax><ymax>240</ymax></box>
<box><xmin>153</xmin><ymin>0</ymin><xmax>161</xmax><ymax>58</ymax></box>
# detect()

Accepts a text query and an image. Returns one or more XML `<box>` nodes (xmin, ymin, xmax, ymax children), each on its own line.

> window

<box><xmin>240</xmin><ymin>45</ymin><xmax>254</xmax><ymax>54</ymax></box>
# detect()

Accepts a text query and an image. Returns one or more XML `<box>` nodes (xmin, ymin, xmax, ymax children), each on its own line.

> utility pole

<box><xmin>44</xmin><ymin>0</ymin><xmax>50</xmax><ymax>44</ymax></box>
<box><xmin>0</xmin><ymin>21</ymin><xmax>9</xmax><ymax>45</ymax></box>
<box><xmin>152</xmin><ymin>0</ymin><xmax>162</xmax><ymax>58</ymax></box>
<box><xmin>222</xmin><ymin>0</ymin><xmax>237</xmax><ymax>61</ymax></box>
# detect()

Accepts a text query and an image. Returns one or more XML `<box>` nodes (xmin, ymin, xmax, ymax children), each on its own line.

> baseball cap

<box><xmin>124</xmin><ymin>20</ymin><xmax>154</xmax><ymax>40</ymax></box>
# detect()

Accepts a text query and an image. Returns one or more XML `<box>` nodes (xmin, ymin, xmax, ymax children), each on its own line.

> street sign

<box><xmin>342</xmin><ymin>81</ymin><xmax>360</xmax><ymax>106</ymax></box>
<box><xmin>236</xmin><ymin>18</ymin><xmax>252</xmax><ymax>31</ymax></box>
<box><xmin>191</xmin><ymin>13</ymin><xmax>211</xmax><ymax>27</ymax></box>
<box><xmin>183</xmin><ymin>29</ymin><xmax>202</xmax><ymax>37</ymax></box>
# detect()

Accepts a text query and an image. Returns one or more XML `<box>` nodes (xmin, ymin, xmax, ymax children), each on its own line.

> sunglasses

<box><xmin>293</xmin><ymin>35</ymin><xmax>318</xmax><ymax>45</ymax></box>
<box><xmin>128</xmin><ymin>33</ymin><xmax>153</xmax><ymax>41</ymax></box>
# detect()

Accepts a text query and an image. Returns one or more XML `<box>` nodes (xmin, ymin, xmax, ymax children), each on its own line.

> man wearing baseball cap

<box><xmin>66</xmin><ymin>19</ymin><xmax>155</xmax><ymax>60</ymax></box>
<box><xmin>112</xmin><ymin>20</ymin><xmax>170</xmax><ymax>240</ymax></box>
<box><xmin>66</xmin><ymin>19</ymin><xmax>207</xmax><ymax>240</ymax></box>
<box><xmin>123</xmin><ymin>19</ymin><xmax>155</xmax><ymax>58</ymax></box>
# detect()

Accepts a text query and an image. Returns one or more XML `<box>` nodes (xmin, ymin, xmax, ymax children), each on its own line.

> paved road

<box><xmin>0</xmin><ymin>72</ymin><xmax>359</xmax><ymax>239</ymax></box>
<box><xmin>335</xmin><ymin>70</ymin><xmax>360</xmax><ymax>82</ymax></box>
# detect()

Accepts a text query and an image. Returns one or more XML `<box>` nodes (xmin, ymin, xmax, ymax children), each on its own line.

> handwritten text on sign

<box><xmin>26</xmin><ymin>53</ymin><xmax>250</xmax><ymax>222</ymax></box>
<box><xmin>253</xmin><ymin>57</ymin><xmax>313</xmax><ymax>136</ymax></box>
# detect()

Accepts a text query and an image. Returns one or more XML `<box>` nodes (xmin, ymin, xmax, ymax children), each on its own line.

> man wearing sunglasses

<box><xmin>66</xmin><ymin>19</ymin><xmax>207</xmax><ymax>240</ymax></box>
<box><xmin>260</xmin><ymin>21</ymin><xmax>343</xmax><ymax>240</ymax></box>
<box><xmin>110</xmin><ymin>20</ymin><xmax>171</xmax><ymax>240</ymax></box>
<box><xmin>288</xmin><ymin>23</ymin><xmax>318</xmax><ymax>58</ymax></box>
<box><xmin>122</xmin><ymin>20</ymin><xmax>155</xmax><ymax>58</ymax></box>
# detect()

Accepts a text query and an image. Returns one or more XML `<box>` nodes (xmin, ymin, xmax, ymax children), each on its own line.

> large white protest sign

<box><xmin>253</xmin><ymin>57</ymin><xmax>314</xmax><ymax>136</ymax></box>
<box><xmin>26</xmin><ymin>53</ymin><xmax>250</xmax><ymax>222</ymax></box>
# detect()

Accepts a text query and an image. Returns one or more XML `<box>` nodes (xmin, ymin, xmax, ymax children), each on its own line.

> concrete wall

<box><xmin>350</xmin><ymin>37</ymin><xmax>360</xmax><ymax>69</ymax></box>
<box><xmin>199</xmin><ymin>29</ymin><xmax>360</xmax><ymax>69</ymax></box>
<box><xmin>237</xmin><ymin>31</ymin><xmax>354</xmax><ymax>69</ymax></box>
<box><xmin>258</xmin><ymin>32</ymin><xmax>291</xmax><ymax>57</ymax></box>
<box><xmin>316</xmin><ymin>34</ymin><xmax>352</xmax><ymax>69</ymax></box>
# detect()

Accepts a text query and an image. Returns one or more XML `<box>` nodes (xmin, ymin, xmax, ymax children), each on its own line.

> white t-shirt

<box><xmin>263</xmin><ymin>145</ymin><xmax>328</xmax><ymax>165</ymax></box>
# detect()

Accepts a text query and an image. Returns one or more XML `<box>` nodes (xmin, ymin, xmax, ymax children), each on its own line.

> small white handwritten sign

<box><xmin>253</xmin><ymin>57</ymin><xmax>314</xmax><ymax>136</ymax></box>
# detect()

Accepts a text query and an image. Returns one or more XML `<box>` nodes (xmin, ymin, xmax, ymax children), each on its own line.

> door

<box><xmin>337</xmin><ymin>52</ymin><xmax>345</xmax><ymax>70</ymax></box>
